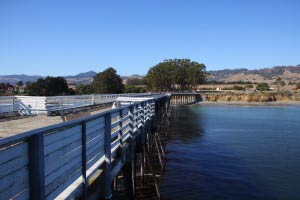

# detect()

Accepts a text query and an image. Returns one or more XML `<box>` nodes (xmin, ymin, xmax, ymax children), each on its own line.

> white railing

<box><xmin>0</xmin><ymin>93</ymin><xmax>163</xmax><ymax>115</ymax></box>
<box><xmin>0</xmin><ymin>96</ymin><xmax>17</xmax><ymax>114</ymax></box>
<box><xmin>0</xmin><ymin>96</ymin><xmax>167</xmax><ymax>200</ymax></box>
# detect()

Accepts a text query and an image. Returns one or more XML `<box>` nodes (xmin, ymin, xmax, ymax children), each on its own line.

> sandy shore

<box><xmin>197</xmin><ymin>101</ymin><xmax>300</xmax><ymax>106</ymax></box>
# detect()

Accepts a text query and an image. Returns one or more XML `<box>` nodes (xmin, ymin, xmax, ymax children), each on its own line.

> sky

<box><xmin>0</xmin><ymin>0</ymin><xmax>299</xmax><ymax>76</ymax></box>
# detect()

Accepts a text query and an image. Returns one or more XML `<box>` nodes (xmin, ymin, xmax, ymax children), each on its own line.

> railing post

<box><xmin>129</xmin><ymin>106</ymin><xmax>134</xmax><ymax>138</ymax></box>
<box><xmin>136</xmin><ymin>105</ymin><xmax>139</xmax><ymax>131</ymax></box>
<box><xmin>28</xmin><ymin>133</ymin><xmax>45</xmax><ymax>200</ymax></box>
<box><xmin>81</xmin><ymin>122</ymin><xmax>87</xmax><ymax>200</ymax></box>
<box><xmin>104</xmin><ymin>113</ymin><xmax>112</xmax><ymax>200</ymax></box>
<box><xmin>12</xmin><ymin>97</ymin><xmax>15</xmax><ymax>112</ymax></box>
<box><xmin>92</xmin><ymin>94</ymin><xmax>95</xmax><ymax>105</ymax></box>
<box><xmin>141</xmin><ymin>102</ymin><xmax>146</xmax><ymax>144</ymax></box>
<box><xmin>60</xmin><ymin>97</ymin><xmax>62</xmax><ymax>109</ymax></box>
<box><xmin>119</xmin><ymin>109</ymin><xmax>123</xmax><ymax>147</ymax></box>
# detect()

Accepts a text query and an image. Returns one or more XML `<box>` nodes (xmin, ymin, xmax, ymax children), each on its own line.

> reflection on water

<box><xmin>160</xmin><ymin>104</ymin><xmax>300</xmax><ymax>200</ymax></box>
<box><xmin>164</xmin><ymin>107</ymin><xmax>204</xmax><ymax>144</ymax></box>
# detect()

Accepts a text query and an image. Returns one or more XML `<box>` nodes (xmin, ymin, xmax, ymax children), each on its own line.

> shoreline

<box><xmin>195</xmin><ymin>101</ymin><xmax>300</xmax><ymax>106</ymax></box>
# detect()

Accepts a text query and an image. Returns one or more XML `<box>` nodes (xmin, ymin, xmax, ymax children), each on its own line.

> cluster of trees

<box><xmin>5</xmin><ymin>61</ymin><xmax>300</xmax><ymax>97</ymax></box>
<box><xmin>0</xmin><ymin>83</ymin><xmax>14</xmax><ymax>95</ymax></box>
<box><xmin>297</xmin><ymin>83</ymin><xmax>300</xmax><ymax>90</ymax></box>
<box><xmin>16</xmin><ymin>81</ymin><xmax>24</xmax><ymax>87</ymax></box>
<box><xmin>124</xmin><ymin>78</ymin><xmax>146</xmax><ymax>93</ymax></box>
<box><xmin>25</xmin><ymin>68</ymin><xmax>125</xmax><ymax>96</ymax></box>
<box><xmin>273</xmin><ymin>77</ymin><xmax>285</xmax><ymax>91</ymax></box>
<box><xmin>26</xmin><ymin>76</ymin><xmax>74</xmax><ymax>96</ymax></box>
<box><xmin>126</xmin><ymin>78</ymin><xmax>144</xmax><ymax>86</ymax></box>
<box><xmin>76</xmin><ymin>68</ymin><xmax>124</xmax><ymax>94</ymax></box>
<box><xmin>256</xmin><ymin>83</ymin><xmax>270</xmax><ymax>91</ymax></box>
<box><xmin>206</xmin><ymin>80</ymin><xmax>257</xmax><ymax>85</ymax></box>
<box><xmin>92</xmin><ymin>68</ymin><xmax>124</xmax><ymax>94</ymax></box>
<box><xmin>145</xmin><ymin>59</ymin><xmax>207</xmax><ymax>91</ymax></box>
<box><xmin>0</xmin><ymin>82</ymin><xmax>14</xmax><ymax>90</ymax></box>
<box><xmin>124</xmin><ymin>85</ymin><xmax>146</xmax><ymax>93</ymax></box>
<box><xmin>0</xmin><ymin>82</ymin><xmax>26</xmax><ymax>95</ymax></box>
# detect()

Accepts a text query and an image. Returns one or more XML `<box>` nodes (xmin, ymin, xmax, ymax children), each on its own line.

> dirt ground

<box><xmin>0</xmin><ymin>106</ymin><xmax>111</xmax><ymax>138</ymax></box>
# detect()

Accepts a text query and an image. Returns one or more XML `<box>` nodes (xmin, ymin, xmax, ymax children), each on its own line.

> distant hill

<box><xmin>0</xmin><ymin>71</ymin><xmax>144</xmax><ymax>85</ymax></box>
<box><xmin>0</xmin><ymin>74</ymin><xmax>43</xmax><ymax>85</ymax></box>
<box><xmin>0</xmin><ymin>71</ymin><xmax>97</xmax><ymax>85</ymax></box>
<box><xmin>64</xmin><ymin>71</ymin><xmax>97</xmax><ymax>79</ymax></box>
<box><xmin>208</xmin><ymin>66</ymin><xmax>300</xmax><ymax>83</ymax></box>
<box><xmin>121</xmin><ymin>75</ymin><xmax>144</xmax><ymax>84</ymax></box>
<box><xmin>63</xmin><ymin>71</ymin><xmax>97</xmax><ymax>85</ymax></box>
<box><xmin>2</xmin><ymin>65</ymin><xmax>300</xmax><ymax>86</ymax></box>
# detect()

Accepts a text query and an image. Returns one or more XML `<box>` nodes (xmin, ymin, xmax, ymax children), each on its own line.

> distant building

<box><xmin>16</xmin><ymin>85</ymin><xmax>26</xmax><ymax>93</ymax></box>
<box><xmin>7</xmin><ymin>86</ymin><xmax>14</xmax><ymax>94</ymax></box>
<box><xmin>0</xmin><ymin>83</ymin><xmax>26</xmax><ymax>95</ymax></box>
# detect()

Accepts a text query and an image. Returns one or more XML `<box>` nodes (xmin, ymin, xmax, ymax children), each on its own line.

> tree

<box><xmin>17</xmin><ymin>81</ymin><xmax>24</xmax><ymax>87</ymax></box>
<box><xmin>273</xmin><ymin>77</ymin><xmax>285</xmax><ymax>91</ymax></box>
<box><xmin>92</xmin><ymin>67</ymin><xmax>124</xmax><ymax>94</ymax></box>
<box><xmin>126</xmin><ymin>78</ymin><xmax>144</xmax><ymax>86</ymax></box>
<box><xmin>26</xmin><ymin>76</ymin><xmax>70</xmax><ymax>96</ymax></box>
<box><xmin>124</xmin><ymin>85</ymin><xmax>146</xmax><ymax>93</ymax></box>
<box><xmin>186</xmin><ymin>64</ymin><xmax>206</xmax><ymax>90</ymax></box>
<box><xmin>145</xmin><ymin>59</ymin><xmax>207</xmax><ymax>91</ymax></box>
<box><xmin>76</xmin><ymin>84</ymin><xmax>94</xmax><ymax>94</ymax></box>
<box><xmin>0</xmin><ymin>82</ymin><xmax>14</xmax><ymax>95</ymax></box>
<box><xmin>256</xmin><ymin>83</ymin><xmax>270</xmax><ymax>91</ymax></box>
<box><xmin>233</xmin><ymin>85</ymin><xmax>245</xmax><ymax>90</ymax></box>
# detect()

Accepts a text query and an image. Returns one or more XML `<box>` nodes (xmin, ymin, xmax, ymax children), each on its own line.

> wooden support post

<box><xmin>141</xmin><ymin>102</ymin><xmax>146</xmax><ymax>184</ymax></box>
<box><xmin>123</xmin><ymin>142</ymin><xmax>135</xmax><ymax>199</ymax></box>
<box><xmin>154</xmin><ymin>133</ymin><xmax>164</xmax><ymax>169</ymax></box>
<box><xmin>28</xmin><ymin>133</ymin><xmax>45</xmax><ymax>200</ymax></box>
<box><xmin>144</xmin><ymin>146</ymin><xmax>161</xmax><ymax>199</ymax></box>
<box><xmin>140</xmin><ymin>152</ymin><xmax>145</xmax><ymax>184</ymax></box>
<box><xmin>104</xmin><ymin>113</ymin><xmax>112</xmax><ymax>200</ymax></box>
<box><xmin>81</xmin><ymin>122</ymin><xmax>87</xmax><ymax>200</ymax></box>
<box><xmin>113</xmin><ymin>177</ymin><xmax>117</xmax><ymax>191</ymax></box>
<box><xmin>123</xmin><ymin>160</ymin><xmax>133</xmax><ymax>199</ymax></box>
<box><xmin>155</xmin><ymin>132</ymin><xmax>165</xmax><ymax>158</ymax></box>
<box><xmin>131</xmin><ymin>142</ymin><xmax>136</xmax><ymax>197</ymax></box>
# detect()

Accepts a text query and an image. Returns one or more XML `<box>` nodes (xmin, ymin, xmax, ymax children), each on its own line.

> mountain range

<box><xmin>208</xmin><ymin>65</ymin><xmax>300</xmax><ymax>83</ymax></box>
<box><xmin>0</xmin><ymin>71</ymin><xmax>144</xmax><ymax>85</ymax></box>
<box><xmin>1</xmin><ymin>65</ymin><xmax>300</xmax><ymax>85</ymax></box>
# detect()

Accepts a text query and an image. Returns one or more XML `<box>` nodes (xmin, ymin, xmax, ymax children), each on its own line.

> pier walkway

<box><xmin>0</xmin><ymin>94</ymin><xmax>170</xmax><ymax>200</ymax></box>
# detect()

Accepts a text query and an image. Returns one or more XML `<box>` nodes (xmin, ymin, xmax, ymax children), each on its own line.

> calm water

<box><xmin>160</xmin><ymin>104</ymin><xmax>300</xmax><ymax>200</ymax></box>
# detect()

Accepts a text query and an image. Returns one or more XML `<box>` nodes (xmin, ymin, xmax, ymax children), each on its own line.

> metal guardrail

<box><xmin>0</xmin><ymin>96</ymin><xmax>18</xmax><ymax>114</ymax></box>
<box><xmin>0</xmin><ymin>95</ymin><xmax>168</xmax><ymax>200</ymax></box>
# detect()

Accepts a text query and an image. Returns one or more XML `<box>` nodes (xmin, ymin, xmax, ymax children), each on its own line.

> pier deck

<box><xmin>0</xmin><ymin>94</ymin><xmax>170</xmax><ymax>200</ymax></box>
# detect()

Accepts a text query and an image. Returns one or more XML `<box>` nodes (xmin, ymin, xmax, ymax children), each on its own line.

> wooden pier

<box><xmin>170</xmin><ymin>93</ymin><xmax>203</xmax><ymax>105</ymax></box>
<box><xmin>0</xmin><ymin>94</ymin><xmax>170</xmax><ymax>200</ymax></box>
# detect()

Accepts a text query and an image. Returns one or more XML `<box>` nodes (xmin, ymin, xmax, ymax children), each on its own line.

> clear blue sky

<box><xmin>0</xmin><ymin>0</ymin><xmax>299</xmax><ymax>76</ymax></box>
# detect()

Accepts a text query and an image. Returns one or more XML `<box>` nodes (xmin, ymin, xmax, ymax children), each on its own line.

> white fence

<box><xmin>0</xmin><ymin>96</ymin><xmax>17</xmax><ymax>113</ymax></box>
<box><xmin>0</xmin><ymin>93</ymin><xmax>162</xmax><ymax>116</ymax></box>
